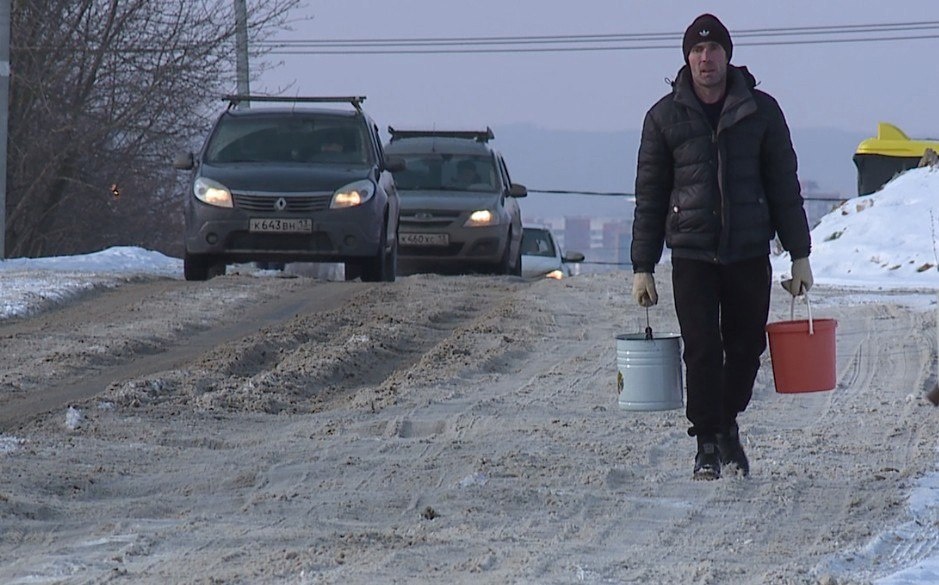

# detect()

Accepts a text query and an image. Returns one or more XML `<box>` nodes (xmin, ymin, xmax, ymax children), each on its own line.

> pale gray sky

<box><xmin>255</xmin><ymin>1</ymin><xmax>938</xmax><ymax>137</ymax></box>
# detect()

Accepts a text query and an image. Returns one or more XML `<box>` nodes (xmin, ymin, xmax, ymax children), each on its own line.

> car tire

<box><xmin>361</xmin><ymin>220</ymin><xmax>397</xmax><ymax>282</ymax></box>
<box><xmin>344</xmin><ymin>262</ymin><xmax>362</xmax><ymax>281</ymax></box>
<box><xmin>360</xmin><ymin>251</ymin><xmax>388</xmax><ymax>282</ymax></box>
<box><xmin>493</xmin><ymin>231</ymin><xmax>514</xmax><ymax>275</ymax></box>
<box><xmin>209</xmin><ymin>260</ymin><xmax>227</xmax><ymax>278</ymax></box>
<box><xmin>184</xmin><ymin>253</ymin><xmax>210</xmax><ymax>281</ymax></box>
<box><xmin>384</xmin><ymin>233</ymin><xmax>398</xmax><ymax>282</ymax></box>
<box><xmin>511</xmin><ymin>240</ymin><xmax>522</xmax><ymax>276</ymax></box>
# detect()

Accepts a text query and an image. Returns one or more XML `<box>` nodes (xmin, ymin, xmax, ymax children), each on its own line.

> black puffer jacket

<box><xmin>631</xmin><ymin>65</ymin><xmax>811</xmax><ymax>273</ymax></box>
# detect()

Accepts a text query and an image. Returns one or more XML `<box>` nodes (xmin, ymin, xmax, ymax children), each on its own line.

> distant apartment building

<box><xmin>550</xmin><ymin>216</ymin><xmax>632</xmax><ymax>273</ymax></box>
<box><xmin>564</xmin><ymin>217</ymin><xmax>592</xmax><ymax>257</ymax></box>
<box><xmin>526</xmin><ymin>213</ymin><xmax>637</xmax><ymax>274</ymax></box>
<box><xmin>602</xmin><ymin>221</ymin><xmax>631</xmax><ymax>266</ymax></box>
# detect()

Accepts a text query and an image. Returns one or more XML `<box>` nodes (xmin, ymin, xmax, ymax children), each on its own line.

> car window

<box><xmin>393</xmin><ymin>154</ymin><xmax>498</xmax><ymax>192</ymax></box>
<box><xmin>370</xmin><ymin>122</ymin><xmax>384</xmax><ymax>163</ymax></box>
<box><xmin>498</xmin><ymin>155</ymin><xmax>513</xmax><ymax>189</ymax></box>
<box><xmin>204</xmin><ymin>116</ymin><xmax>370</xmax><ymax>165</ymax></box>
<box><xmin>522</xmin><ymin>229</ymin><xmax>557</xmax><ymax>257</ymax></box>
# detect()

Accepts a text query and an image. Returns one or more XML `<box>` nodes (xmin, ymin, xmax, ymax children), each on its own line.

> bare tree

<box><xmin>7</xmin><ymin>0</ymin><xmax>300</xmax><ymax>257</ymax></box>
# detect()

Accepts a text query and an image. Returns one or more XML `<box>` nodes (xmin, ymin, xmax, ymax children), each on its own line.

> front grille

<box><xmin>400</xmin><ymin>209</ymin><xmax>461</xmax><ymax>229</ymax></box>
<box><xmin>400</xmin><ymin>218</ymin><xmax>455</xmax><ymax>229</ymax></box>
<box><xmin>234</xmin><ymin>192</ymin><xmax>332</xmax><ymax>213</ymax></box>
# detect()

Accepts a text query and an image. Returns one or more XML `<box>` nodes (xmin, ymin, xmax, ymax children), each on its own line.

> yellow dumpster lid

<box><xmin>855</xmin><ymin>122</ymin><xmax>939</xmax><ymax>158</ymax></box>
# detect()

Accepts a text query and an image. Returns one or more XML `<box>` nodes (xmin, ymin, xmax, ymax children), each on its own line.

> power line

<box><xmin>264</xmin><ymin>20</ymin><xmax>939</xmax><ymax>47</ymax></box>
<box><xmin>529</xmin><ymin>189</ymin><xmax>635</xmax><ymax>197</ymax></box>
<box><xmin>257</xmin><ymin>20</ymin><xmax>939</xmax><ymax>55</ymax></box>
<box><xmin>527</xmin><ymin>189</ymin><xmax>845</xmax><ymax>202</ymax></box>
<box><xmin>262</xmin><ymin>35</ymin><xmax>939</xmax><ymax>55</ymax></box>
<box><xmin>13</xmin><ymin>20</ymin><xmax>939</xmax><ymax>55</ymax></box>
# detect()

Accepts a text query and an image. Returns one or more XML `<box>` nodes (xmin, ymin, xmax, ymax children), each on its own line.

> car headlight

<box><xmin>463</xmin><ymin>209</ymin><xmax>500</xmax><ymax>227</ymax></box>
<box><xmin>193</xmin><ymin>177</ymin><xmax>233</xmax><ymax>208</ymax></box>
<box><xmin>330</xmin><ymin>180</ymin><xmax>375</xmax><ymax>209</ymax></box>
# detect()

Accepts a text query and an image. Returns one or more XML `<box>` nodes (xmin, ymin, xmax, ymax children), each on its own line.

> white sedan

<box><xmin>520</xmin><ymin>226</ymin><xmax>585</xmax><ymax>279</ymax></box>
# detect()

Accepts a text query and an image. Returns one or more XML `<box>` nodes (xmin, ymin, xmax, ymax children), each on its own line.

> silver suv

<box><xmin>174</xmin><ymin>96</ymin><xmax>404</xmax><ymax>282</ymax></box>
<box><xmin>383</xmin><ymin>128</ymin><xmax>526</xmax><ymax>275</ymax></box>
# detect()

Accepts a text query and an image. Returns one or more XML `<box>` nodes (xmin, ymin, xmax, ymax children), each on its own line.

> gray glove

<box><xmin>632</xmin><ymin>272</ymin><xmax>658</xmax><ymax>307</ymax></box>
<box><xmin>781</xmin><ymin>257</ymin><xmax>814</xmax><ymax>296</ymax></box>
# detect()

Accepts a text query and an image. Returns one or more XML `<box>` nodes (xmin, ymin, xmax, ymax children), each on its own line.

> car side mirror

<box><xmin>563</xmin><ymin>251</ymin><xmax>585</xmax><ymax>263</ymax></box>
<box><xmin>384</xmin><ymin>155</ymin><xmax>407</xmax><ymax>173</ymax></box>
<box><xmin>508</xmin><ymin>183</ymin><xmax>528</xmax><ymax>198</ymax></box>
<box><xmin>173</xmin><ymin>151</ymin><xmax>195</xmax><ymax>170</ymax></box>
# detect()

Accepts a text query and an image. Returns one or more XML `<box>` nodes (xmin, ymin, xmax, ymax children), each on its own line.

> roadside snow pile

<box><xmin>0</xmin><ymin>247</ymin><xmax>182</xmax><ymax>320</ymax></box>
<box><xmin>774</xmin><ymin>166</ymin><xmax>939</xmax><ymax>289</ymax></box>
<box><xmin>0</xmin><ymin>246</ymin><xmax>181</xmax><ymax>276</ymax></box>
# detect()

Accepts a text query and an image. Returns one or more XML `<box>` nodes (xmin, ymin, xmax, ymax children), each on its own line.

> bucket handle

<box><xmin>789</xmin><ymin>292</ymin><xmax>815</xmax><ymax>335</ymax></box>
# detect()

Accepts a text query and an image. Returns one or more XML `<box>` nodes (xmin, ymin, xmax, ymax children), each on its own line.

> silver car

<box><xmin>520</xmin><ymin>226</ymin><xmax>585</xmax><ymax>279</ymax></box>
<box><xmin>383</xmin><ymin>128</ymin><xmax>527</xmax><ymax>275</ymax></box>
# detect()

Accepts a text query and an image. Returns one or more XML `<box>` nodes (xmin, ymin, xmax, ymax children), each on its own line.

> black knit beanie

<box><xmin>683</xmin><ymin>13</ymin><xmax>732</xmax><ymax>64</ymax></box>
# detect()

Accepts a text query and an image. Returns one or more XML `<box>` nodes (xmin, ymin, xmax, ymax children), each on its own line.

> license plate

<box><xmin>399</xmin><ymin>233</ymin><xmax>449</xmax><ymax>246</ymax></box>
<box><xmin>249</xmin><ymin>218</ymin><xmax>313</xmax><ymax>233</ymax></box>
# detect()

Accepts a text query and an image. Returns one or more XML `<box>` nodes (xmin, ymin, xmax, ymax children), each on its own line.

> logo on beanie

<box><xmin>699</xmin><ymin>29</ymin><xmax>710</xmax><ymax>37</ymax></box>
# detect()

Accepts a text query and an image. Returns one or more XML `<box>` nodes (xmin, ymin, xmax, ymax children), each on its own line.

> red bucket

<box><xmin>765</xmin><ymin>295</ymin><xmax>837</xmax><ymax>394</ymax></box>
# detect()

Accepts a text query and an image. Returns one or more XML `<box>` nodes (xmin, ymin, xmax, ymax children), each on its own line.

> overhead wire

<box><xmin>258</xmin><ymin>19</ymin><xmax>939</xmax><ymax>55</ymax></box>
<box><xmin>14</xmin><ymin>19</ymin><xmax>939</xmax><ymax>55</ymax></box>
<box><xmin>526</xmin><ymin>189</ymin><xmax>845</xmax><ymax>201</ymax></box>
<box><xmin>264</xmin><ymin>20</ymin><xmax>939</xmax><ymax>46</ymax></box>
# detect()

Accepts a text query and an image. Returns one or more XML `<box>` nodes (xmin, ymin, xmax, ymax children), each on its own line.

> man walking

<box><xmin>630</xmin><ymin>13</ymin><xmax>813</xmax><ymax>480</ymax></box>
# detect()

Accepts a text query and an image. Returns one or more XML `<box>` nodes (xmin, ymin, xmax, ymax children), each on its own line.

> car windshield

<box><xmin>204</xmin><ymin>116</ymin><xmax>370</xmax><ymax>165</ymax></box>
<box><xmin>393</xmin><ymin>154</ymin><xmax>498</xmax><ymax>192</ymax></box>
<box><xmin>522</xmin><ymin>229</ymin><xmax>557</xmax><ymax>257</ymax></box>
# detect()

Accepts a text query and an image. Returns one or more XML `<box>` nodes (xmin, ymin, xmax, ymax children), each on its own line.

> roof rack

<box><xmin>387</xmin><ymin>127</ymin><xmax>494</xmax><ymax>143</ymax></box>
<box><xmin>224</xmin><ymin>95</ymin><xmax>366</xmax><ymax>112</ymax></box>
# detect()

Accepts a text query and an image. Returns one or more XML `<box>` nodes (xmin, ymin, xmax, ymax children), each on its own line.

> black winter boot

<box><xmin>717</xmin><ymin>421</ymin><xmax>750</xmax><ymax>476</ymax></box>
<box><xmin>693</xmin><ymin>434</ymin><xmax>721</xmax><ymax>480</ymax></box>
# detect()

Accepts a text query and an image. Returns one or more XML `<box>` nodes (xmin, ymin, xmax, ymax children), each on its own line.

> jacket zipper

<box><xmin>714</xmin><ymin>129</ymin><xmax>724</xmax><ymax>262</ymax></box>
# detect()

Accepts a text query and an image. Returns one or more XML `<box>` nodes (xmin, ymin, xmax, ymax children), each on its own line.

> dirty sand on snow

<box><xmin>0</xmin><ymin>269</ymin><xmax>935</xmax><ymax>584</ymax></box>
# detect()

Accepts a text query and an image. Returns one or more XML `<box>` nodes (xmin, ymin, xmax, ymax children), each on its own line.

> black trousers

<box><xmin>671</xmin><ymin>256</ymin><xmax>772</xmax><ymax>436</ymax></box>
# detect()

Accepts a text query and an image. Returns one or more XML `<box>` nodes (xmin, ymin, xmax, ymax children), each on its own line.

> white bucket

<box><xmin>615</xmin><ymin>333</ymin><xmax>684</xmax><ymax>411</ymax></box>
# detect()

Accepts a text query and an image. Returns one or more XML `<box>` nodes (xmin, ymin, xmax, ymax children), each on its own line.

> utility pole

<box><xmin>0</xmin><ymin>0</ymin><xmax>9</xmax><ymax>258</ymax></box>
<box><xmin>234</xmin><ymin>0</ymin><xmax>249</xmax><ymax>109</ymax></box>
